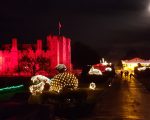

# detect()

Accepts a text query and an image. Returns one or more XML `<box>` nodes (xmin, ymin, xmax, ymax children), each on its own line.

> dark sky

<box><xmin>0</xmin><ymin>0</ymin><xmax>150</xmax><ymax>61</ymax></box>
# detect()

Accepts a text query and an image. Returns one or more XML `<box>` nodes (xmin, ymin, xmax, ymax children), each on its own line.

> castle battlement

<box><xmin>0</xmin><ymin>35</ymin><xmax>71</xmax><ymax>76</ymax></box>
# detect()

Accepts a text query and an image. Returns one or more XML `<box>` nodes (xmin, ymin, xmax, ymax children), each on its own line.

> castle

<box><xmin>0</xmin><ymin>35</ymin><xmax>71</xmax><ymax>76</ymax></box>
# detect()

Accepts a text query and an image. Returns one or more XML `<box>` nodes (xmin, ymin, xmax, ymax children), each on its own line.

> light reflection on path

<box><xmin>80</xmin><ymin>76</ymin><xmax>150</xmax><ymax>120</ymax></box>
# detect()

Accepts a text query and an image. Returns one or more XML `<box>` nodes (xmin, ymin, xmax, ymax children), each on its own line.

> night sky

<box><xmin>0</xmin><ymin>0</ymin><xmax>150</xmax><ymax>65</ymax></box>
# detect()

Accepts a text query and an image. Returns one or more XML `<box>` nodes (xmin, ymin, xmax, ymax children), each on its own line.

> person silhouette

<box><xmin>120</xmin><ymin>70</ymin><xmax>123</xmax><ymax>78</ymax></box>
<box><xmin>125</xmin><ymin>71</ymin><xmax>129</xmax><ymax>77</ymax></box>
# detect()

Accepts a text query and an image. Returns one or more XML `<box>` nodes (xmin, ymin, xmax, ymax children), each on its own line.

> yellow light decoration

<box><xmin>29</xmin><ymin>75</ymin><xmax>51</xmax><ymax>95</ymax></box>
<box><xmin>122</xmin><ymin>58</ymin><xmax>150</xmax><ymax>72</ymax></box>
<box><xmin>89</xmin><ymin>82</ymin><xmax>96</xmax><ymax>90</ymax></box>
<box><xmin>49</xmin><ymin>72</ymin><xmax>78</xmax><ymax>93</ymax></box>
<box><xmin>29</xmin><ymin>73</ymin><xmax>78</xmax><ymax>95</ymax></box>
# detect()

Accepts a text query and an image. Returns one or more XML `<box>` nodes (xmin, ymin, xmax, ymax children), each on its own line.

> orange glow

<box><xmin>122</xmin><ymin>58</ymin><xmax>150</xmax><ymax>72</ymax></box>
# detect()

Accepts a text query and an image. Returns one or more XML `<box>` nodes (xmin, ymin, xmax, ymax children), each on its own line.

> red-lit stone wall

<box><xmin>47</xmin><ymin>35</ymin><xmax>59</xmax><ymax>69</ymax></box>
<box><xmin>66</xmin><ymin>38</ymin><xmax>71</xmax><ymax>70</ymax></box>
<box><xmin>0</xmin><ymin>35</ymin><xmax>71</xmax><ymax>76</ymax></box>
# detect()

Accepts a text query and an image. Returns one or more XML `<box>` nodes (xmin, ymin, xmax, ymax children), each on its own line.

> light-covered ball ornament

<box><xmin>49</xmin><ymin>72</ymin><xmax>78</xmax><ymax>93</ymax></box>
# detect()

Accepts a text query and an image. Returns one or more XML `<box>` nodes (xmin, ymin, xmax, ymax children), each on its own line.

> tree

<box><xmin>35</xmin><ymin>56</ymin><xmax>50</xmax><ymax>75</ymax></box>
<box><xmin>19</xmin><ymin>54</ymin><xmax>34</xmax><ymax>74</ymax></box>
<box><xmin>72</xmin><ymin>41</ymin><xmax>100</xmax><ymax>68</ymax></box>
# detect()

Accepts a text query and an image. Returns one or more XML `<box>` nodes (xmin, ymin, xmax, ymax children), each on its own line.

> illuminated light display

<box><xmin>49</xmin><ymin>72</ymin><xmax>78</xmax><ymax>93</ymax></box>
<box><xmin>137</xmin><ymin>67</ymin><xmax>150</xmax><ymax>71</ymax></box>
<box><xmin>56</xmin><ymin>64</ymin><xmax>67</xmax><ymax>71</ymax></box>
<box><xmin>29</xmin><ymin>73</ymin><xmax>78</xmax><ymax>95</ymax></box>
<box><xmin>0</xmin><ymin>85</ymin><xmax>24</xmax><ymax>92</ymax></box>
<box><xmin>122</xmin><ymin>58</ymin><xmax>150</xmax><ymax>71</ymax></box>
<box><xmin>102</xmin><ymin>61</ymin><xmax>108</xmax><ymax>66</ymax></box>
<box><xmin>93</xmin><ymin>64</ymin><xmax>106</xmax><ymax>73</ymax></box>
<box><xmin>31</xmin><ymin>75</ymin><xmax>51</xmax><ymax>84</ymax></box>
<box><xmin>92</xmin><ymin>58</ymin><xmax>112</xmax><ymax>73</ymax></box>
<box><xmin>89</xmin><ymin>82</ymin><xmax>96</xmax><ymax>90</ymax></box>
<box><xmin>88</xmin><ymin>66</ymin><xmax>102</xmax><ymax>75</ymax></box>
<box><xmin>105</xmin><ymin>67</ymin><xmax>112</xmax><ymax>72</ymax></box>
<box><xmin>100</xmin><ymin>58</ymin><xmax>111</xmax><ymax>66</ymax></box>
<box><xmin>0</xmin><ymin>35</ymin><xmax>71</xmax><ymax>76</ymax></box>
<box><xmin>29</xmin><ymin>75</ymin><xmax>51</xmax><ymax>95</ymax></box>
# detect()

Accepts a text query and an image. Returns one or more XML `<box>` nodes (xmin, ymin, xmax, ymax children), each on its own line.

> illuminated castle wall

<box><xmin>0</xmin><ymin>35</ymin><xmax>71</xmax><ymax>76</ymax></box>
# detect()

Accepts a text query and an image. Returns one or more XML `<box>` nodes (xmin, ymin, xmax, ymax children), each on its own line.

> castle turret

<box><xmin>11</xmin><ymin>38</ymin><xmax>18</xmax><ymax>73</ymax></box>
<box><xmin>37</xmin><ymin>40</ymin><xmax>42</xmax><ymax>50</ymax></box>
<box><xmin>47</xmin><ymin>35</ymin><xmax>60</xmax><ymax>69</ymax></box>
<box><xmin>11</xmin><ymin>38</ymin><xmax>18</xmax><ymax>51</ymax></box>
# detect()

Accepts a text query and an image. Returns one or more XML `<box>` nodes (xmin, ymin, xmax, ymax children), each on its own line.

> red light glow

<box><xmin>0</xmin><ymin>35</ymin><xmax>71</xmax><ymax>77</ymax></box>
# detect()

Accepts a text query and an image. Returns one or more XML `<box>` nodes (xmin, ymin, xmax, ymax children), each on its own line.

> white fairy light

<box><xmin>89</xmin><ymin>82</ymin><xmax>96</xmax><ymax>90</ymax></box>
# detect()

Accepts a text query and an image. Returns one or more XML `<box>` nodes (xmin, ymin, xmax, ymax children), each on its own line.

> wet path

<box><xmin>80</xmin><ymin>76</ymin><xmax>150</xmax><ymax>120</ymax></box>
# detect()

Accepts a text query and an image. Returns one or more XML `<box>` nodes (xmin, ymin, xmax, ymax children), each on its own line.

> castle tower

<box><xmin>36</xmin><ymin>40</ymin><xmax>42</xmax><ymax>57</ymax></box>
<box><xmin>66</xmin><ymin>38</ymin><xmax>71</xmax><ymax>70</ymax></box>
<box><xmin>46</xmin><ymin>35</ymin><xmax>71</xmax><ymax>70</ymax></box>
<box><xmin>11</xmin><ymin>38</ymin><xmax>18</xmax><ymax>51</ymax></box>
<box><xmin>11</xmin><ymin>38</ymin><xmax>18</xmax><ymax>73</ymax></box>
<box><xmin>47</xmin><ymin>35</ymin><xmax>60</xmax><ymax>69</ymax></box>
<box><xmin>0</xmin><ymin>35</ymin><xmax>72</xmax><ymax>76</ymax></box>
<box><xmin>37</xmin><ymin>40</ymin><xmax>42</xmax><ymax>50</ymax></box>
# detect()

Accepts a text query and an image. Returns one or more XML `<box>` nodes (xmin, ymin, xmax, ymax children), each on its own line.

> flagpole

<box><xmin>59</xmin><ymin>25</ymin><xmax>60</xmax><ymax>36</ymax></box>
<box><xmin>59</xmin><ymin>21</ymin><xmax>61</xmax><ymax>36</ymax></box>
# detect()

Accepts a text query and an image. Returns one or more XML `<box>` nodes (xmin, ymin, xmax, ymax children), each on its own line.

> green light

<box><xmin>0</xmin><ymin>85</ymin><xmax>24</xmax><ymax>92</ymax></box>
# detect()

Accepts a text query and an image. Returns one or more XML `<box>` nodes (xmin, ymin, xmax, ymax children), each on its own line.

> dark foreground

<box><xmin>0</xmin><ymin>76</ymin><xmax>110</xmax><ymax>120</ymax></box>
<box><xmin>1</xmin><ymin>75</ymin><xmax>150</xmax><ymax>120</ymax></box>
<box><xmin>80</xmin><ymin>76</ymin><xmax>150</xmax><ymax>120</ymax></box>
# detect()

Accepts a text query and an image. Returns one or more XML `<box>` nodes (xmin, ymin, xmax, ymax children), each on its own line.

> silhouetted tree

<box><xmin>72</xmin><ymin>41</ymin><xmax>100</xmax><ymax>68</ymax></box>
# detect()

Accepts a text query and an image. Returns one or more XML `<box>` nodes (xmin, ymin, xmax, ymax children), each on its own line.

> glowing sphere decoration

<box><xmin>105</xmin><ymin>67</ymin><xmax>112</xmax><ymax>72</ymax></box>
<box><xmin>89</xmin><ymin>82</ymin><xmax>96</xmax><ymax>90</ymax></box>
<box><xmin>49</xmin><ymin>72</ymin><xmax>78</xmax><ymax>93</ymax></box>
<box><xmin>29</xmin><ymin>75</ymin><xmax>51</xmax><ymax>95</ymax></box>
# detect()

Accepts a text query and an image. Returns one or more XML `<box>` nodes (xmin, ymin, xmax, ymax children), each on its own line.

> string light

<box><xmin>88</xmin><ymin>66</ymin><xmax>102</xmax><ymax>75</ymax></box>
<box><xmin>29</xmin><ymin>75</ymin><xmax>51</xmax><ymax>95</ymax></box>
<box><xmin>0</xmin><ymin>85</ymin><xmax>24</xmax><ymax>92</ymax></box>
<box><xmin>29</xmin><ymin>73</ymin><xmax>79</xmax><ymax>95</ymax></box>
<box><xmin>49</xmin><ymin>72</ymin><xmax>78</xmax><ymax>93</ymax></box>
<box><xmin>105</xmin><ymin>67</ymin><xmax>112</xmax><ymax>71</ymax></box>
<box><xmin>89</xmin><ymin>82</ymin><xmax>96</xmax><ymax>90</ymax></box>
